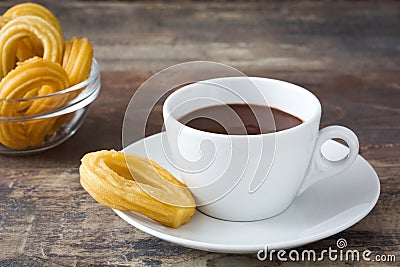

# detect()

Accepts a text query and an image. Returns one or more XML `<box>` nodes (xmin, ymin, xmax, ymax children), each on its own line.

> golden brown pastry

<box><xmin>0</xmin><ymin>15</ymin><xmax>63</xmax><ymax>78</ymax></box>
<box><xmin>0</xmin><ymin>15</ymin><xmax>43</xmax><ymax>62</ymax></box>
<box><xmin>0</xmin><ymin>57</ymin><xmax>69</xmax><ymax>149</ymax></box>
<box><xmin>0</xmin><ymin>3</ymin><xmax>95</xmax><ymax>150</ymax></box>
<box><xmin>3</xmin><ymin>2</ymin><xmax>62</xmax><ymax>34</ymax></box>
<box><xmin>63</xmin><ymin>37</ymin><xmax>93</xmax><ymax>86</ymax></box>
<box><xmin>2</xmin><ymin>2</ymin><xmax>62</xmax><ymax>63</ymax></box>
<box><xmin>15</xmin><ymin>37</ymin><xmax>44</xmax><ymax>62</ymax></box>
<box><xmin>0</xmin><ymin>57</ymin><xmax>69</xmax><ymax>115</ymax></box>
<box><xmin>80</xmin><ymin>150</ymin><xmax>196</xmax><ymax>228</ymax></box>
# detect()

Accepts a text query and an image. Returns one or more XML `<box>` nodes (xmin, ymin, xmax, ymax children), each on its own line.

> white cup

<box><xmin>163</xmin><ymin>77</ymin><xmax>359</xmax><ymax>221</ymax></box>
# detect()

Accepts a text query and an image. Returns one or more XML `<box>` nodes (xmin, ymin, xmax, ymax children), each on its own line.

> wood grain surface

<box><xmin>0</xmin><ymin>1</ymin><xmax>399</xmax><ymax>266</ymax></box>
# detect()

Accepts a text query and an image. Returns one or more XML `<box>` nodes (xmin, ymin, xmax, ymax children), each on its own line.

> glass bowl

<box><xmin>0</xmin><ymin>58</ymin><xmax>101</xmax><ymax>155</ymax></box>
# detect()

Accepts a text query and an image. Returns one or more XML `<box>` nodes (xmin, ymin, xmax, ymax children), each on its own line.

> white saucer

<box><xmin>114</xmin><ymin>132</ymin><xmax>380</xmax><ymax>253</ymax></box>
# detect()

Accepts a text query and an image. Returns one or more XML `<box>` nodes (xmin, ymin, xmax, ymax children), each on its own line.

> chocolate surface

<box><xmin>179</xmin><ymin>104</ymin><xmax>303</xmax><ymax>135</ymax></box>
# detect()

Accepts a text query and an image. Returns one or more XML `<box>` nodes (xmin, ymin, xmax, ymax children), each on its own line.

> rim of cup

<box><xmin>163</xmin><ymin>76</ymin><xmax>322</xmax><ymax>138</ymax></box>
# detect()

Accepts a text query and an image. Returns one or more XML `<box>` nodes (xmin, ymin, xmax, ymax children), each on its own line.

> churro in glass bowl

<box><xmin>0</xmin><ymin>2</ymin><xmax>101</xmax><ymax>155</ymax></box>
<box><xmin>0</xmin><ymin>58</ymin><xmax>100</xmax><ymax>155</ymax></box>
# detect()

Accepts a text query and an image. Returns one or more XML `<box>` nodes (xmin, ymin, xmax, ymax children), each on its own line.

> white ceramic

<box><xmin>162</xmin><ymin>77</ymin><xmax>359</xmax><ymax>221</ymax></box>
<box><xmin>115</xmin><ymin>132</ymin><xmax>380</xmax><ymax>253</ymax></box>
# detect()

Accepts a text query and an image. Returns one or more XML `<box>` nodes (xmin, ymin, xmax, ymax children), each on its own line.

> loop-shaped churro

<box><xmin>0</xmin><ymin>57</ymin><xmax>69</xmax><ymax>116</ymax></box>
<box><xmin>63</xmin><ymin>37</ymin><xmax>93</xmax><ymax>86</ymax></box>
<box><xmin>0</xmin><ymin>15</ymin><xmax>63</xmax><ymax>78</ymax></box>
<box><xmin>0</xmin><ymin>57</ymin><xmax>69</xmax><ymax>149</ymax></box>
<box><xmin>0</xmin><ymin>3</ymin><xmax>95</xmax><ymax>150</ymax></box>
<box><xmin>3</xmin><ymin>3</ymin><xmax>61</xmax><ymax>62</ymax></box>
<box><xmin>0</xmin><ymin>16</ymin><xmax>43</xmax><ymax>62</ymax></box>
<box><xmin>80</xmin><ymin>150</ymin><xmax>196</xmax><ymax>228</ymax></box>
<box><xmin>3</xmin><ymin>2</ymin><xmax>62</xmax><ymax>35</ymax></box>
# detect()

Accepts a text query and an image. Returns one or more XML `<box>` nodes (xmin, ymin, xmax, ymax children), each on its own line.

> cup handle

<box><xmin>297</xmin><ymin>125</ymin><xmax>359</xmax><ymax>196</ymax></box>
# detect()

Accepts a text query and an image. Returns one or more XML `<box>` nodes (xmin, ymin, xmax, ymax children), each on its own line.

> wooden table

<box><xmin>0</xmin><ymin>1</ymin><xmax>399</xmax><ymax>266</ymax></box>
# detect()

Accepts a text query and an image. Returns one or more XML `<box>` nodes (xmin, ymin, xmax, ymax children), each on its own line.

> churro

<box><xmin>3</xmin><ymin>2</ymin><xmax>62</xmax><ymax>62</ymax></box>
<box><xmin>80</xmin><ymin>150</ymin><xmax>196</xmax><ymax>228</ymax></box>
<box><xmin>0</xmin><ymin>57</ymin><xmax>69</xmax><ymax>115</ymax></box>
<box><xmin>3</xmin><ymin>2</ymin><xmax>62</xmax><ymax>35</ymax></box>
<box><xmin>0</xmin><ymin>57</ymin><xmax>69</xmax><ymax>149</ymax></box>
<box><xmin>0</xmin><ymin>3</ymin><xmax>95</xmax><ymax>150</ymax></box>
<box><xmin>63</xmin><ymin>37</ymin><xmax>93</xmax><ymax>86</ymax></box>
<box><xmin>0</xmin><ymin>15</ymin><xmax>63</xmax><ymax>78</ymax></box>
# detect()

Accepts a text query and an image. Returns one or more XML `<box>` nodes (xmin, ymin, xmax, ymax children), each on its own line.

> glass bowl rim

<box><xmin>0</xmin><ymin>58</ymin><xmax>100</xmax><ymax>122</ymax></box>
<box><xmin>0</xmin><ymin>57</ymin><xmax>100</xmax><ymax>103</ymax></box>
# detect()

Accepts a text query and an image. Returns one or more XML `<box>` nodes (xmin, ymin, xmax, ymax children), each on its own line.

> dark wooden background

<box><xmin>0</xmin><ymin>1</ymin><xmax>399</xmax><ymax>266</ymax></box>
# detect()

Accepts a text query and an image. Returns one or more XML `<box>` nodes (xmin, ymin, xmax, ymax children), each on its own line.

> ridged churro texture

<box><xmin>0</xmin><ymin>2</ymin><xmax>94</xmax><ymax>150</ymax></box>
<box><xmin>3</xmin><ymin>2</ymin><xmax>62</xmax><ymax>34</ymax></box>
<box><xmin>0</xmin><ymin>15</ymin><xmax>63</xmax><ymax>78</ymax></box>
<box><xmin>63</xmin><ymin>37</ymin><xmax>93</xmax><ymax>87</ymax></box>
<box><xmin>3</xmin><ymin>2</ymin><xmax>62</xmax><ymax>63</ymax></box>
<box><xmin>0</xmin><ymin>57</ymin><xmax>69</xmax><ymax>149</ymax></box>
<box><xmin>80</xmin><ymin>150</ymin><xmax>196</xmax><ymax>228</ymax></box>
